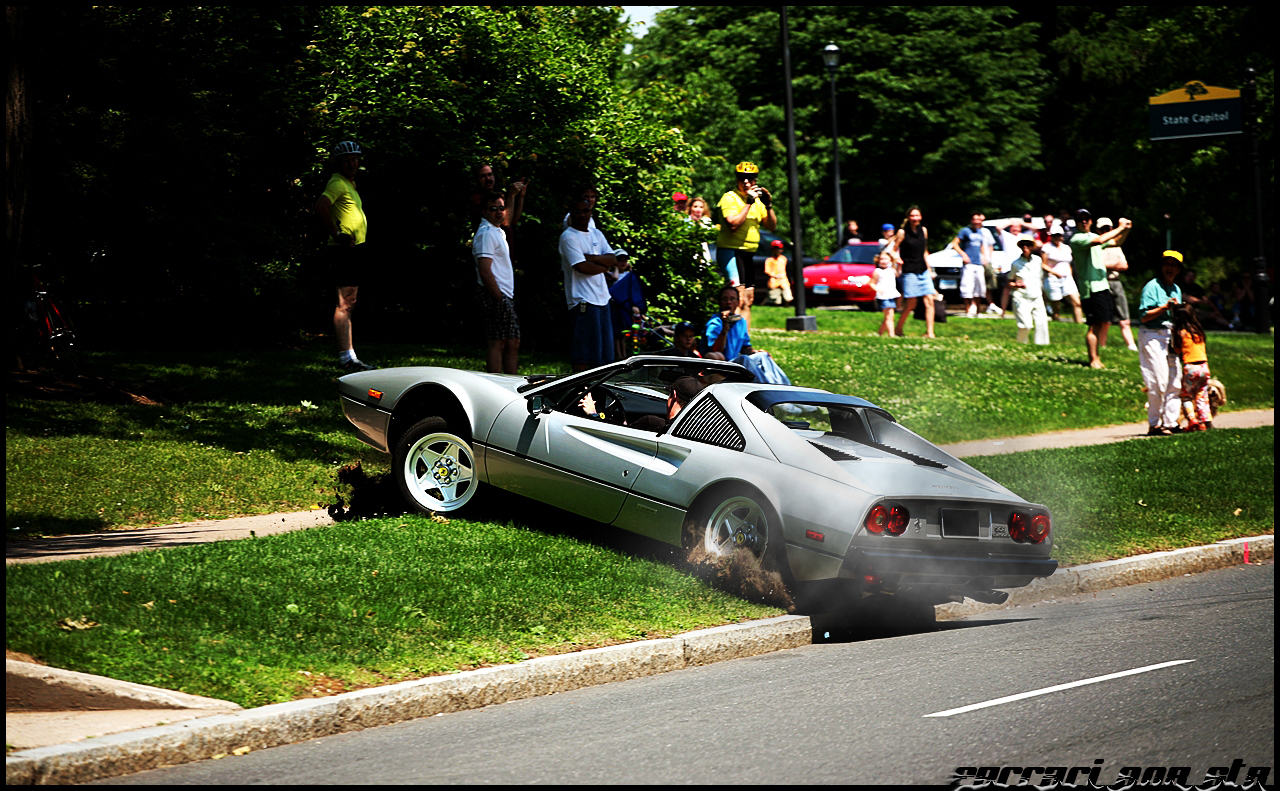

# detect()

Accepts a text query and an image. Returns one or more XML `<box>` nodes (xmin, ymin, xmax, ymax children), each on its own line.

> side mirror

<box><xmin>527</xmin><ymin>395</ymin><xmax>552</xmax><ymax>416</ymax></box>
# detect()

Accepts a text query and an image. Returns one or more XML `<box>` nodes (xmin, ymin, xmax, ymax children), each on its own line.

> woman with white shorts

<box><xmin>1041</xmin><ymin>224</ymin><xmax>1083</xmax><ymax>322</ymax></box>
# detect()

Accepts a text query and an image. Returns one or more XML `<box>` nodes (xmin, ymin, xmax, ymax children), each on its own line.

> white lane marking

<box><xmin>923</xmin><ymin>660</ymin><xmax>1196</xmax><ymax>718</ymax></box>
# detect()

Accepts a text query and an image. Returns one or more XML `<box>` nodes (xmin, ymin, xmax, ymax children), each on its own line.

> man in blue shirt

<box><xmin>1136</xmin><ymin>251</ymin><xmax>1184</xmax><ymax>435</ymax></box>
<box><xmin>950</xmin><ymin>212</ymin><xmax>993</xmax><ymax>318</ymax></box>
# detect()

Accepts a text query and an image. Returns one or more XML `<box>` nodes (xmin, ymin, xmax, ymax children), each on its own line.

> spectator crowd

<box><xmin>314</xmin><ymin>141</ymin><xmax>1248</xmax><ymax>429</ymax></box>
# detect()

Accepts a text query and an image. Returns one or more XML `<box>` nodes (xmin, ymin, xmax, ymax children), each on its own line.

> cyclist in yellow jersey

<box><xmin>314</xmin><ymin>141</ymin><xmax>375</xmax><ymax>372</ymax></box>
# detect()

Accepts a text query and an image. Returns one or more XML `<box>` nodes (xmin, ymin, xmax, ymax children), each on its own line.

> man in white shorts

<box><xmin>951</xmin><ymin>212</ymin><xmax>992</xmax><ymax>317</ymax></box>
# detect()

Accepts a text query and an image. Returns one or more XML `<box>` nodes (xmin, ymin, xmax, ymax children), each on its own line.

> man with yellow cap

<box><xmin>1136</xmin><ymin>251</ymin><xmax>1185</xmax><ymax>435</ymax></box>
<box><xmin>715</xmin><ymin>162</ymin><xmax>778</xmax><ymax>296</ymax></box>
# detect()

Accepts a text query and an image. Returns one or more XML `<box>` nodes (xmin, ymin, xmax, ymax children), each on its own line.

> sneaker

<box><xmin>1146</xmin><ymin>425</ymin><xmax>1172</xmax><ymax>436</ymax></box>
<box><xmin>986</xmin><ymin>304</ymin><xmax>1004</xmax><ymax>316</ymax></box>
<box><xmin>340</xmin><ymin>359</ymin><xmax>377</xmax><ymax>373</ymax></box>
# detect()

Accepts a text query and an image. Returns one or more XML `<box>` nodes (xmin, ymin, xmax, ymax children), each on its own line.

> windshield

<box><xmin>826</xmin><ymin>246</ymin><xmax>880</xmax><ymax>264</ymax></box>
<box><xmin>764</xmin><ymin>400</ymin><xmax>963</xmax><ymax>469</ymax></box>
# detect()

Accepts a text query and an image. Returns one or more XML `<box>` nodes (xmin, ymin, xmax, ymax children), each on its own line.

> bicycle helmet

<box><xmin>332</xmin><ymin>140</ymin><xmax>363</xmax><ymax>157</ymax></box>
<box><xmin>734</xmin><ymin>161</ymin><xmax>760</xmax><ymax>177</ymax></box>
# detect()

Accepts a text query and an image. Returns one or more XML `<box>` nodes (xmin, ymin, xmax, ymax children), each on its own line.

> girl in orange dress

<box><xmin>1170</xmin><ymin>305</ymin><xmax>1213</xmax><ymax>430</ymax></box>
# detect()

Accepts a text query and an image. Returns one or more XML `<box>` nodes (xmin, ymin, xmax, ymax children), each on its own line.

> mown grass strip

<box><xmin>965</xmin><ymin>426</ymin><xmax>1274</xmax><ymax>566</ymax></box>
<box><xmin>5</xmin><ymin>515</ymin><xmax>780</xmax><ymax>709</ymax></box>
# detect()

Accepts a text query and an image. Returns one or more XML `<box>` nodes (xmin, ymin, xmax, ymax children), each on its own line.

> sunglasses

<box><xmin>487</xmin><ymin>205</ymin><xmax>507</xmax><ymax>213</ymax></box>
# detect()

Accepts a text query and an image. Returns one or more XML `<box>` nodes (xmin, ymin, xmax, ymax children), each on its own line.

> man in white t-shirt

<box><xmin>472</xmin><ymin>193</ymin><xmax>519</xmax><ymax>374</ymax></box>
<box><xmin>560</xmin><ymin>196</ymin><xmax>629</xmax><ymax>372</ymax></box>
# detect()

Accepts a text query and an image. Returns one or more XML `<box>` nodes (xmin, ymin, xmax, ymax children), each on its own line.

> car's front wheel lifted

<box><xmin>394</xmin><ymin>417</ymin><xmax>478</xmax><ymax>514</ymax></box>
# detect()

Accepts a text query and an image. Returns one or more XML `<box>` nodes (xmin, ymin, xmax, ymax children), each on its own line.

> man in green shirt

<box><xmin>1068</xmin><ymin>209</ymin><xmax>1132</xmax><ymax>368</ymax></box>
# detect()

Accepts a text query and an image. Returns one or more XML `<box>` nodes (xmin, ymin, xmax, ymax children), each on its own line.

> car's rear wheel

<box><xmin>699</xmin><ymin>492</ymin><xmax>773</xmax><ymax>562</ymax></box>
<box><xmin>394</xmin><ymin>417</ymin><xmax>478</xmax><ymax>514</ymax></box>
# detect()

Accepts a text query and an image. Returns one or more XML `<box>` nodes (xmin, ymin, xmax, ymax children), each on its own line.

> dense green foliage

<box><xmin>16</xmin><ymin>6</ymin><xmax>716</xmax><ymax>351</ymax></box>
<box><xmin>627</xmin><ymin>6</ymin><xmax>1046</xmax><ymax>255</ymax></box>
<box><xmin>628</xmin><ymin>5</ymin><xmax>1273</xmax><ymax>284</ymax></box>
<box><xmin>11</xmin><ymin>6</ymin><xmax>1271</xmax><ymax>359</ymax></box>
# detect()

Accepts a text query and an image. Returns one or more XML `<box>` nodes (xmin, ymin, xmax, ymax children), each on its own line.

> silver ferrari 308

<box><xmin>338</xmin><ymin>356</ymin><xmax>1056</xmax><ymax>608</ymax></box>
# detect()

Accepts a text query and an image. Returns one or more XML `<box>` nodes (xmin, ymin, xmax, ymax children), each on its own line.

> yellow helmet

<box><xmin>734</xmin><ymin>161</ymin><xmax>760</xmax><ymax>177</ymax></box>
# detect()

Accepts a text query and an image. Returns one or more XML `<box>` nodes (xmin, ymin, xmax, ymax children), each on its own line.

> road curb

<box><xmin>6</xmin><ymin>536</ymin><xmax>1272</xmax><ymax>784</ymax></box>
<box><xmin>5</xmin><ymin>615</ymin><xmax>811</xmax><ymax>784</ymax></box>
<box><xmin>936</xmin><ymin>534</ymin><xmax>1273</xmax><ymax>620</ymax></box>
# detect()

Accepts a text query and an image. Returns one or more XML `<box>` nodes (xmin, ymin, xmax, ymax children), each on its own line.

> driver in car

<box><xmin>579</xmin><ymin>376</ymin><xmax>703</xmax><ymax>432</ymax></box>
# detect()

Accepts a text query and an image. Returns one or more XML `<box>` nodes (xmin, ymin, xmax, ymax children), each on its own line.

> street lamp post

<box><xmin>823</xmin><ymin>43</ymin><xmax>843</xmax><ymax>250</ymax></box>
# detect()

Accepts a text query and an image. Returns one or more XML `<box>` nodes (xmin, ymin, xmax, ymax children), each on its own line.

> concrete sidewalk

<box><xmin>5</xmin><ymin>410</ymin><xmax>1274</xmax><ymax>782</ymax></box>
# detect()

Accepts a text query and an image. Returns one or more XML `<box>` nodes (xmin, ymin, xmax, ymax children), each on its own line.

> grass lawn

<box><xmin>5</xmin><ymin>503</ymin><xmax>782</xmax><ymax>709</ymax></box>
<box><xmin>5</xmin><ymin>428</ymin><xmax>1270</xmax><ymax>708</ymax></box>
<box><xmin>5</xmin><ymin>310</ymin><xmax>1271</xmax><ymax>535</ymax></box>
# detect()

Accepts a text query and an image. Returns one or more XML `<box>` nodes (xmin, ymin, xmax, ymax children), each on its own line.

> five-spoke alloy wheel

<box><xmin>394</xmin><ymin>417</ymin><xmax>478</xmax><ymax>514</ymax></box>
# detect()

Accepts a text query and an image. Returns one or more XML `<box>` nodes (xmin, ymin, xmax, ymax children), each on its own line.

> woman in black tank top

<box><xmin>892</xmin><ymin>207</ymin><xmax>937</xmax><ymax>338</ymax></box>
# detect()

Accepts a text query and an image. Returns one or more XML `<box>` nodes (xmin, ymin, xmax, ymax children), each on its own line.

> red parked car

<box><xmin>803</xmin><ymin>242</ymin><xmax>883</xmax><ymax>308</ymax></box>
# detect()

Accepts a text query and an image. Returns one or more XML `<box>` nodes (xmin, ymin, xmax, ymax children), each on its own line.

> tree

<box><xmin>1025</xmin><ymin>5</ymin><xmax>1273</xmax><ymax>283</ymax></box>
<box><xmin>19</xmin><ymin>6</ymin><xmax>716</xmax><ymax>350</ymax></box>
<box><xmin>626</xmin><ymin>6</ymin><xmax>1048</xmax><ymax>255</ymax></box>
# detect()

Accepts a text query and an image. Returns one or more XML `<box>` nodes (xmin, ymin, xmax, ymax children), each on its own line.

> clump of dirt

<box><xmin>326</xmin><ymin>461</ymin><xmax>409</xmax><ymax>522</ymax></box>
<box><xmin>682</xmin><ymin>537</ymin><xmax>795</xmax><ymax>612</ymax></box>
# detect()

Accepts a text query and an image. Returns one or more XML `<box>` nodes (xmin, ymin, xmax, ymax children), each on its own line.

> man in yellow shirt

<box><xmin>715</xmin><ymin>161</ymin><xmax>777</xmax><ymax>293</ymax></box>
<box><xmin>314</xmin><ymin>141</ymin><xmax>374</xmax><ymax>372</ymax></box>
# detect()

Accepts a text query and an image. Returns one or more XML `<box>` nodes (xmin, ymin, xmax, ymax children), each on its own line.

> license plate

<box><xmin>939</xmin><ymin>278</ymin><xmax>958</xmax><ymax>290</ymax></box>
<box><xmin>941</xmin><ymin>509</ymin><xmax>980</xmax><ymax>538</ymax></box>
<box><xmin>813</xmin><ymin>284</ymin><xmax>830</xmax><ymax>295</ymax></box>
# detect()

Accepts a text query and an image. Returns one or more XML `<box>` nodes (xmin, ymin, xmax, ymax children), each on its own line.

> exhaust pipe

<box><xmin>967</xmin><ymin>589</ymin><xmax>1009</xmax><ymax>605</ymax></box>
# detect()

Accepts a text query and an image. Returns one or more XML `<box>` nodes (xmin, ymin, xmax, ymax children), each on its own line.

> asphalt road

<box><xmin>100</xmin><ymin>563</ymin><xmax>1274</xmax><ymax>785</ymax></box>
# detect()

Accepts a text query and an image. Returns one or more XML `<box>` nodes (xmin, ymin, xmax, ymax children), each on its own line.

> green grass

<box><xmin>4</xmin><ymin>512</ymin><xmax>780</xmax><ymax>708</ymax></box>
<box><xmin>966</xmin><ymin>427</ymin><xmax>1274</xmax><ymax>566</ymax></box>
<box><xmin>4</xmin><ymin>314</ymin><xmax>1272</xmax><ymax>535</ymax></box>
<box><xmin>752</xmin><ymin>305</ymin><xmax>1274</xmax><ymax>444</ymax></box>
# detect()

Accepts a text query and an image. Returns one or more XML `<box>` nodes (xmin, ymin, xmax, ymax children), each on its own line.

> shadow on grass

<box><xmin>5</xmin><ymin>512</ymin><xmax>108</xmax><ymax>538</ymax></box>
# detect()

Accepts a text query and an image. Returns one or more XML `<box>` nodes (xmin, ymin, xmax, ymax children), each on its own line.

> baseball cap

<box><xmin>771</xmin><ymin>239</ymin><xmax>784</xmax><ymax>248</ymax></box>
<box><xmin>1163</xmin><ymin>250</ymin><xmax>1184</xmax><ymax>263</ymax></box>
<box><xmin>1096</xmin><ymin>217</ymin><xmax>1113</xmax><ymax>228</ymax></box>
<box><xmin>882</xmin><ymin>223</ymin><xmax>895</xmax><ymax>231</ymax></box>
<box><xmin>1076</xmin><ymin>208</ymin><xmax>1091</xmax><ymax>219</ymax></box>
<box><xmin>1049</xmin><ymin>222</ymin><xmax>1065</xmax><ymax>235</ymax></box>
<box><xmin>1016</xmin><ymin>238</ymin><xmax>1037</xmax><ymax>249</ymax></box>
<box><xmin>672</xmin><ymin>192</ymin><xmax>688</xmax><ymax>202</ymax></box>
<box><xmin>673</xmin><ymin>321</ymin><xmax>697</xmax><ymax>335</ymax></box>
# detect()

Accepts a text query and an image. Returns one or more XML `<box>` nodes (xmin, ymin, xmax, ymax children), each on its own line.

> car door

<box><xmin>486</xmin><ymin>401</ymin><xmax>658</xmax><ymax>524</ymax></box>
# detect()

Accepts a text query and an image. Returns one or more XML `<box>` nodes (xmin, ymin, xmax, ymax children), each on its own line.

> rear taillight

<box><xmin>886</xmin><ymin>505</ymin><xmax>910</xmax><ymax>536</ymax></box>
<box><xmin>865</xmin><ymin>505</ymin><xmax>887</xmax><ymax>534</ymax></box>
<box><xmin>1029</xmin><ymin>514</ymin><xmax>1051</xmax><ymax>544</ymax></box>
<box><xmin>865</xmin><ymin>504</ymin><xmax>909</xmax><ymax>536</ymax></box>
<box><xmin>1009</xmin><ymin>511</ymin><xmax>1049</xmax><ymax>544</ymax></box>
<box><xmin>1009</xmin><ymin>511</ymin><xmax>1028</xmax><ymax>543</ymax></box>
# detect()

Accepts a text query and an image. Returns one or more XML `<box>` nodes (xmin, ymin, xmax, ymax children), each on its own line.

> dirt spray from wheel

<box><xmin>681</xmin><ymin>522</ymin><xmax>794</xmax><ymax>612</ymax></box>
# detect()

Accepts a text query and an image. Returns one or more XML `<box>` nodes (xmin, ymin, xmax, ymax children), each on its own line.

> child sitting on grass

<box><xmin>1170</xmin><ymin>304</ymin><xmax>1213</xmax><ymax>431</ymax></box>
<box><xmin>871</xmin><ymin>251</ymin><xmax>901</xmax><ymax>337</ymax></box>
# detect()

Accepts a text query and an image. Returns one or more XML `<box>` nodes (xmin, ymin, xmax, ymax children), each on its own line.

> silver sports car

<box><xmin>338</xmin><ymin>356</ymin><xmax>1056</xmax><ymax>608</ymax></box>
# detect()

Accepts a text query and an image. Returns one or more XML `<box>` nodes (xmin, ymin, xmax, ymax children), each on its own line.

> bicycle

<box><xmin>16</xmin><ymin>272</ymin><xmax>80</xmax><ymax>374</ymax></box>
